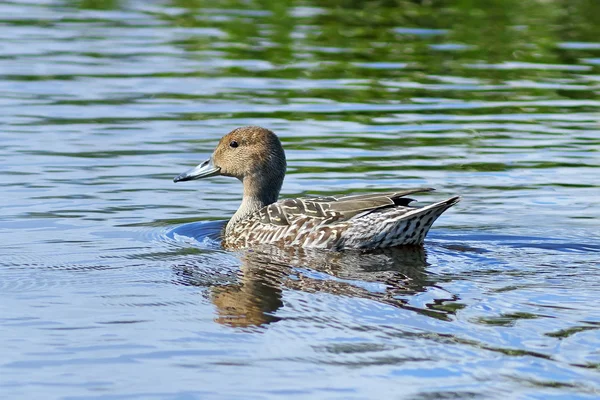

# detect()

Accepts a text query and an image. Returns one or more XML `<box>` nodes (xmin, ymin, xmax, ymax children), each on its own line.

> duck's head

<box><xmin>174</xmin><ymin>126</ymin><xmax>287</xmax><ymax>204</ymax></box>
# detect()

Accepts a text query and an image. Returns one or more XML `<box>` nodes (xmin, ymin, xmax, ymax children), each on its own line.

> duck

<box><xmin>174</xmin><ymin>126</ymin><xmax>459</xmax><ymax>250</ymax></box>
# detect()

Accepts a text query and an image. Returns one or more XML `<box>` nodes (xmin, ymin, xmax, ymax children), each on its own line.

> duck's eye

<box><xmin>229</xmin><ymin>140</ymin><xmax>239</xmax><ymax>148</ymax></box>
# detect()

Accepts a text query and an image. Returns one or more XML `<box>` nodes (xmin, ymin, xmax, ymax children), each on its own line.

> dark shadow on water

<box><xmin>166</xmin><ymin>221</ymin><xmax>599</xmax><ymax>329</ymax></box>
<box><xmin>168</xmin><ymin>231</ymin><xmax>458</xmax><ymax>327</ymax></box>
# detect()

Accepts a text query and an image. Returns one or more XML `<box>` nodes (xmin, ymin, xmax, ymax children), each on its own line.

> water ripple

<box><xmin>1</xmin><ymin>0</ymin><xmax>600</xmax><ymax>399</ymax></box>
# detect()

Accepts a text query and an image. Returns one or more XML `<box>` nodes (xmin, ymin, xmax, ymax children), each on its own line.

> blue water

<box><xmin>1</xmin><ymin>0</ymin><xmax>600</xmax><ymax>399</ymax></box>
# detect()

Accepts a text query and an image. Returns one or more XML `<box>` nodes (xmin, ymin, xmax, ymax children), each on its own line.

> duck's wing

<box><xmin>303</xmin><ymin>187</ymin><xmax>435</xmax><ymax>206</ymax></box>
<box><xmin>256</xmin><ymin>188</ymin><xmax>435</xmax><ymax>226</ymax></box>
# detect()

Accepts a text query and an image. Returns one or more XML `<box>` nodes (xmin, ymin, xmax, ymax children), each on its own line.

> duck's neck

<box><xmin>226</xmin><ymin>173</ymin><xmax>282</xmax><ymax>233</ymax></box>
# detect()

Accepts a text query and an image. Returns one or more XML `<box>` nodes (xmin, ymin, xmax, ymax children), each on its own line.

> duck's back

<box><xmin>222</xmin><ymin>188</ymin><xmax>459</xmax><ymax>250</ymax></box>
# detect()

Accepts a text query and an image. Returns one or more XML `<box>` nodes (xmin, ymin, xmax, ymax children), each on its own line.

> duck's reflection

<box><xmin>172</xmin><ymin>244</ymin><xmax>460</xmax><ymax>327</ymax></box>
<box><xmin>210</xmin><ymin>257</ymin><xmax>284</xmax><ymax>327</ymax></box>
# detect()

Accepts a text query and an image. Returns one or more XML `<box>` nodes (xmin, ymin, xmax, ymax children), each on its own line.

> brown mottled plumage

<box><xmin>174</xmin><ymin>126</ymin><xmax>459</xmax><ymax>250</ymax></box>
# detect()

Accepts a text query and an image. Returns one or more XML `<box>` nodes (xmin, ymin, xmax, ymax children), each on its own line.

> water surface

<box><xmin>1</xmin><ymin>0</ymin><xmax>600</xmax><ymax>398</ymax></box>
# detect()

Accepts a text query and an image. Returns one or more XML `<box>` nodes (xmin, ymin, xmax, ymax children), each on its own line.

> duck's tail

<box><xmin>343</xmin><ymin>196</ymin><xmax>460</xmax><ymax>249</ymax></box>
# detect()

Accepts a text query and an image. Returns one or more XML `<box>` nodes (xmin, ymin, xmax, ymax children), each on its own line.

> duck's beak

<box><xmin>173</xmin><ymin>157</ymin><xmax>221</xmax><ymax>182</ymax></box>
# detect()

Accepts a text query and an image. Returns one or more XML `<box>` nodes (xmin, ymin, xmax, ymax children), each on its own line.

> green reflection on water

<box><xmin>51</xmin><ymin>0</ymin><xmax>600</xmax><ymax>120</ymax></box>
<box><xmin>57</xmin><ymin>0</ymin><xmax>600</xmax><ymax>75</ymax></box>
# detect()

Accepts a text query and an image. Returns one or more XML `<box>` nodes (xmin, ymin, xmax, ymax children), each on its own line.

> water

<box><xmin>1</xmin><ymin>0</ymin><xmax>600</xmax><ymax>398</ymax></box>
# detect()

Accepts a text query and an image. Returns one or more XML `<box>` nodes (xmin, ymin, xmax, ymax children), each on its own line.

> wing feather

<box><xmin>306</xmin><ymin>187</ymin><xmax>434</xmax><ymax>203</ymax></box>
<box><xmin>257</xmin><ymin>188</ymin><xmax>435</xmax><ymax>227</ymax></box>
